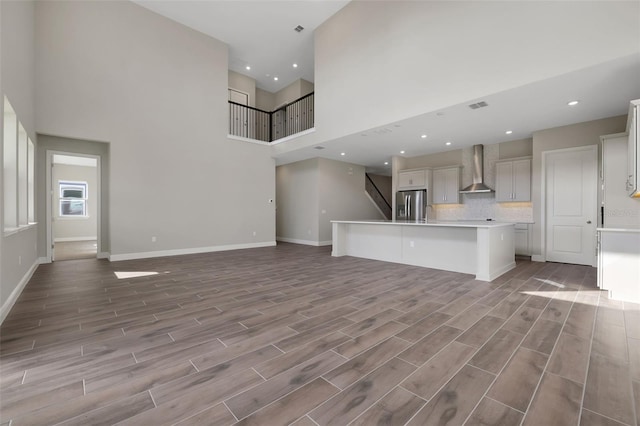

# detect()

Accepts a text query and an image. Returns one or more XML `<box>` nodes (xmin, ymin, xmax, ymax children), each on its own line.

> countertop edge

<box><xmin>597</xmin><ymin>227</ymin><xmax>640</xmax><ymax>233</ymax></box>
<box><xmin>331</xmin><ymin>220</ymin><xmax>515</xmax><ymax>229</ymax></box>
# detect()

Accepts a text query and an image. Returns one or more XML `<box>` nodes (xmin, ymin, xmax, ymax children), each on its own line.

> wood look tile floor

<box><xmin>1</xmin><ymin>243</ymin><xmax>638</xmax><ymax>426</ymax></box>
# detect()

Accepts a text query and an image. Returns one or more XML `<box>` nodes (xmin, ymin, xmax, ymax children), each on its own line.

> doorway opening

<box><xmin>48</xmin><ymin>152</ymin><xmax>100</xmax><ymax>261</ymax></box>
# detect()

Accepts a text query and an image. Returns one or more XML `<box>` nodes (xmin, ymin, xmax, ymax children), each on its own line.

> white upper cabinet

<box><xmin>432</xmin><ymin>166</ymin><xmax>461</xmax><ymax>204</ymax></box>
<box><xmin>398</xmin><ymin>169</ymin><xmax>426</xmax><ymax>189</ymax></box>
<box><xmin>627</xmin><ymin>99</ymin><xmax>640</xmax><ymax>198</ymax></box>
<box><xmin>495</xmin><ymin>158</ymin><xmax>531</xmax><ymax>202</ymax></box>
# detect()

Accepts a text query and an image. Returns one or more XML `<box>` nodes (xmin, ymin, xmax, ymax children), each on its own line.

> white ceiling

<box><xmin>275</xmin><ymin>54</ymin><xmax>640</xmax><ymax>175</ymax></box>
<box><xmin>133</xmin><ymin>0</ymin><xmax>349</xmax><ymax>92</ymax></box>
<box><xmin>132</xmin><ymin>1</ymin><xmax>640</xmax><ymax>176</ymax></box>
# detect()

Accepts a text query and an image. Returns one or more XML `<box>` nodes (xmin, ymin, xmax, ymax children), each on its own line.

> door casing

<box><xmin>540</xmin><ymin>145</ymin><xmax>598</xmax><ymax>266</ymax></box>
<box><xmin>46</xmin><ymin>150</ymin><xmax>102</xmax><ymax>262</ymax></box>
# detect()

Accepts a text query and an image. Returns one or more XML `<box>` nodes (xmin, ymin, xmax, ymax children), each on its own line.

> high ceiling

<box><xmin>133</xmin><ymin>0</ymin><xmax>349</xmax><ymax>93</ymax></box>
<box><xmin>132</xmin><ymin>1</ymin><xmax>640</xmax><ymax>176</ymax></box>
<box><xmin>275</xmin><ymin>54</ymin><xmax>640</xmax><ymax>175</ymax></box>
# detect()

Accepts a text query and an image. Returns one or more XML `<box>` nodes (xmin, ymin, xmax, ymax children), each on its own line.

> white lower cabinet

<box><xmin>597</xmin><ymin>229</ymin><xmax>640</xmax><ymax>303</ymax></box>
<box><xmin>514</xmin><ymin>223</ymin><xmax>531</xmax><ymax>256</ymax></box>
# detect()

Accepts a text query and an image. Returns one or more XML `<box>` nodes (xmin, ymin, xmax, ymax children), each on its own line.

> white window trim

<box><xmin>59</xmin><ymin>180</ymin><xmax>89</xmax><ymax>218</ymax></box>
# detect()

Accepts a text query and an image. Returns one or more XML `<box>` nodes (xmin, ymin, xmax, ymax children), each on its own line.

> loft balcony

<box><xmin>228</xmin><ymin>92</ymin><xmax>314</xmax><ymax>142</ymax></box>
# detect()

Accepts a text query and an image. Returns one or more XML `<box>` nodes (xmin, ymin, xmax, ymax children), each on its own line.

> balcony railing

<box><xmin>229</xmin><ymin>92</ymin><xmax>314</xmax><ymax>142</ymax></box>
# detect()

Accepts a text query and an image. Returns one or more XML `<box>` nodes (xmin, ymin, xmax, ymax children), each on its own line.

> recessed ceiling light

<box><xmin>292</xmin><ymin>63</ymin><xmax>298</xmax><ymax>68</ymax></box>
<box><xmin>421</xmin><ymin>134</ymin><xmax>427</xmax><ymax>139</ymax></box>
<box><xmin>340</xmin><ymin>152</ymin><xmax>345</xmax><ymax>156</ymax></box>
<box><xmin>400</xmin><ymin>150</ymin><xmax>405</xmax><ymax>154</ymax></box>
<box><xmin>245</xmin><ymin>65</ymin><xmax>251</xmax><ymax>70</ymax></box>
<box><xmin>445</xmin><ymin>142</ymin><xmax>452</xmax><ymax>146</ymax></box>
<box><xmin>505</xmin><ymin>130</ymin><xmax>513</xmax><ymax>135</ymax></box>
<box><xmin>384</xmin><ymin>162</ymin><xmax>389</xmax><ymax>165</ymax></box>
<box><xmin>568</xmin><ymin>100</ymin><xmax>579</xmax><ymax>106</ymax></box>
<box><xmin>274</xmin><ymin>77</ymin><xmax>278</xmax><ymax>81</ymax></box>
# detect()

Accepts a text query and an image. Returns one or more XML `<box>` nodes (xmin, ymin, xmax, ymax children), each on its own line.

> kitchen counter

<box><xmin>332</xmin><ymin>219</ymin><xmax>515</xmax><ymax>228</ymax></box>
<box><xmin>331</xmin><ymin>220</ymin><xmax>516</xmax><ymax>281</ymax></box>
<box><xmin>597</xmin><ymin>227</ymin><xmax>640</xmax><ymax>233</ymax></box>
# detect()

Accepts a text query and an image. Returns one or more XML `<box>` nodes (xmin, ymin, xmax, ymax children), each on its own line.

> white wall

<box><xmin>274</xmin><ymin>79</ymin><xmax>314</xmax><ymax>108</ymax></box>
<box><xmin>228</xmin><ymin>70</ymin><xmax>256</xmax><ymax>107</ymax></box>
<box><xmin>256</xmin><ymin>79</ymin><xmax>314</xmax><ymax>112</ymax></box>
<box><xmin>317</xmin><ymin>158</ymin><xmax>383</xmax><ymax>243</ymax></box>
<box><xmin>276</xmin><ymin>158</ymin><xmax>320</xmax><ymax>243</ymax></box>
<box><xmin>52</xmin><ymin>163</ymin><xmax>98</xmax><ymax>241</ymax></box>
<box><xmin>314</xmin><ymin>1</ymin><xmax>640</xmax><ymax>143</ymax></box>
<box><xmin>276</xmin><ymin>158</ymin><xmax>383</xmax><ymax>245</ymax></box>
<box><xmin>256</xmin><ymin>88</ymin><xmax>275</xmax><ymax>112</ymax></box>
<box><xmin>35</xmin><ymin>1</ymin><xmax>276</xmax><ymax>260</ymax></box>
<box><xmin>1</xmin><ymin>0</ymin><xmax>39</xmax><ymax>321</ymax></box>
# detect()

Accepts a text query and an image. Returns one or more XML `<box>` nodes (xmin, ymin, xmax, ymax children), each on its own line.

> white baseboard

<box><xmin>109</xmin><ymin>241</ymin><xmax>276</xmax><ymax>262</ymax></box>
<box><xmin>276</xmin><ymin>237</ymin><xmax>332</xmax><ymax>247</ymax></box>
<box><xmin>0</xmin><ymin>259</ymin><xmax>40</xmax><ymax>325</ymax></box>
<box><xmin>54</xmin><ymin>237</ymin><xmax>97</xmax><ymax>242</ymax></box>
<box><xmin>38</xmin><ymin>256</ymin><xmax>50</xmax><ymax>264</ymax></box>
<box><xmin>97</xmin><ymin>252</ymin><xmax>110</xmax><ymax>259</ymax></box>
<box><xmin>531</xmin><ymin>255</ymin><xmax>546</xmax><ymax>262</ymax></box>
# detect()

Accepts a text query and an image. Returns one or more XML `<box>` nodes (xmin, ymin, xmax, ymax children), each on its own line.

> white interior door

<box><xmin>545</xmin><ymin>146</ymin><xmax>597</xmax><ymax>265</ymax></box>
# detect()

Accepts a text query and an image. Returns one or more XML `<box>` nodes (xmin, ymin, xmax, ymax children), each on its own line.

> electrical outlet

<box><xmin>409</xmin><ymin>241</ymin><xmax>415</xmax><ymax>248</ymax></box>
<box><xmin>151</xmin><ymin>236</ymin><xmax>157</xmax><ymax>242</ymax></box>
<box><xmin>252</xmin><ymin>231</ymin><xmax>256</xmax><ymax>237</ymax></box>
<box><xmin>18</xmin><ymin>255</ymin><xmax>22</xmax><ymax>265</ymax></box>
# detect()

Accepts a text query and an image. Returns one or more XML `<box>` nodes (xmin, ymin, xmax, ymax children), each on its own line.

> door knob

<box><xmin>587</xmin><ymin>220</ymin><xmax>592</xmax><ymax>224</ymax></box>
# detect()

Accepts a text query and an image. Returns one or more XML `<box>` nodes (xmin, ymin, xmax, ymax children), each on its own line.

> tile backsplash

<box><xmin>432</xmin><ymin>194</ymin><xmax>533</xmax><ymax>222</ymax></box>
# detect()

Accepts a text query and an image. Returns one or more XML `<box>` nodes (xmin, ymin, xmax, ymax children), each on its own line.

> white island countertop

<box><xmin>331</xmin><ymin>220</ymin><xmax>515</xmax><ymax>228</ymax></box>
<box><xmin>331</xmin><ymin>220</ymin><xmax>516</xmax><ymax>282</ymax></box>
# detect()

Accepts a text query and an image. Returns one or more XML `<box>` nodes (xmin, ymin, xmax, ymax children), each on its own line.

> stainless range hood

<box><xmin>459</xmin><ymin>144</ymin><xmax>494</xmax><ymax>194</ymax></box>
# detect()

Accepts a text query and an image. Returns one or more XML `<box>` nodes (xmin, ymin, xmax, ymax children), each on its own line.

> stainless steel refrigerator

<box><xmin>396</xmin><ymin>190</ymin><xmax>428</xmax><ymax>221</ymax></box>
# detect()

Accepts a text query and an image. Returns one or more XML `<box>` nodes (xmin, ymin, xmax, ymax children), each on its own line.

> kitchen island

<box><xmin>331</xmin><ymin>220</ymin><xmax>516</xmax><ymax>281</ymax></box>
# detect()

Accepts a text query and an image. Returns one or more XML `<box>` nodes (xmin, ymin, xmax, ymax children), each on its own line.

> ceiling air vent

<box><xmin>294</xmin><ymin>25</ymin><xmax>304</xmax><ymax>33</ymax></box>
<box><xmin>313</xmin><ymin>146</ymin><xmax>325</xmax><ymax>150</ymax></box>
<box><xmin>468</xmin><ymin>101</ymin><xmax>489</xmax><ymax>110</ymax></box>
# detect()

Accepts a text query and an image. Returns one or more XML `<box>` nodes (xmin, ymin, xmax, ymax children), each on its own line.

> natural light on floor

<box><xmin>114</xmin><ymin>271</ymin><xmax>159</xmax><ymax>279</ymax></box>
<box><xmin>533</xmin><ymin>278</ymin><xmax>565</xmax><ymax>288</ymax></box>
<box><xmin>520</xmin><ymin>290</ymin><xmax>602</xmax><ymax>307</ymax></box>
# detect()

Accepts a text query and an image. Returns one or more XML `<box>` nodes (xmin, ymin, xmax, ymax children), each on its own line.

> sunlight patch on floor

<box><xmin>114</xmin><ymin>271</ymin><xmax>159</xmax><ymax>279</ymax></box>
<box><xmin>533</xmin><ymin>278</ymin><xmax>565</xmax><ymax>288</ymax></box>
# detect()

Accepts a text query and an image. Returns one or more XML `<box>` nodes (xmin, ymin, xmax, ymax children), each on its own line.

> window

<box><xmin>59</xmin><ymin>181</ymin><xmax>88</xmax><ymax>217</ymax></box>
<box><xmin>3</xmin><ymin>96</ymin><xmax>36</xmax><ymax>232</ymax></box>
<box><xmin>18</xmin><ymin>124</ymin><xmax>28</xmax><ymax>225</ymax></box>
<box><xmin>28</xmin><ymin>139</ymin><xmax>35</xmax><ymax>223</ymax></box>
<box><xmin>4</xmin><ymin>97</ymin><xmax>18</xmax><ymax>230</ymax></box>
